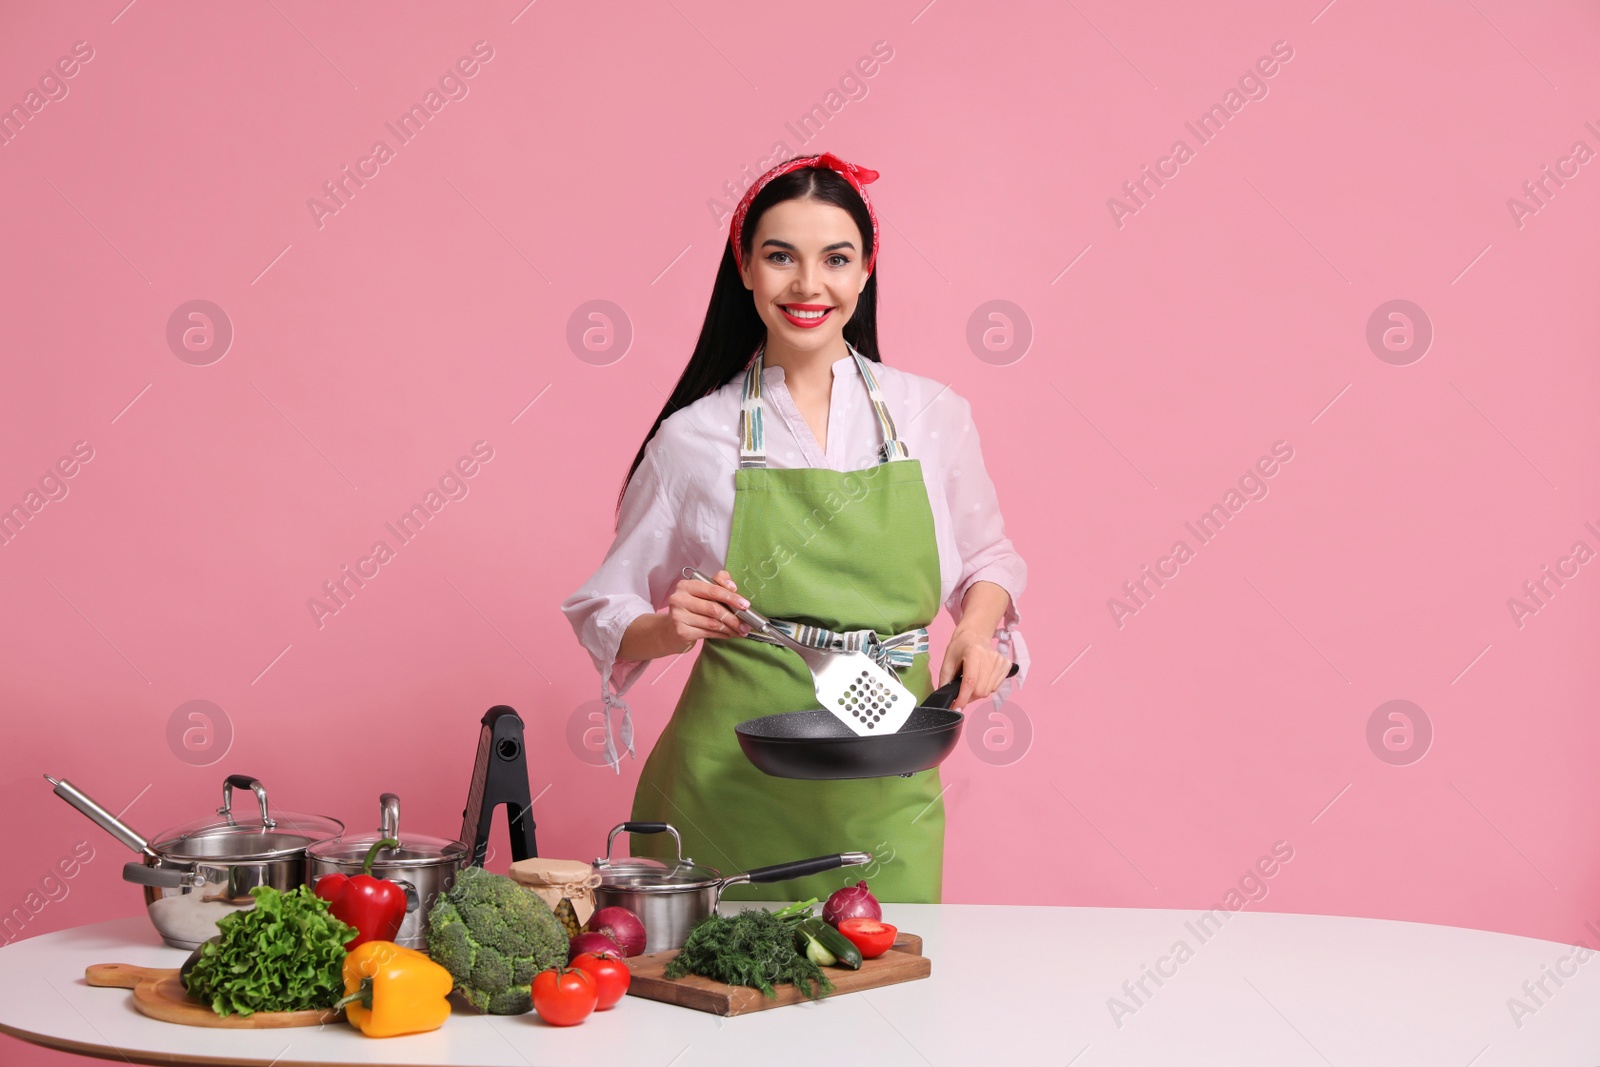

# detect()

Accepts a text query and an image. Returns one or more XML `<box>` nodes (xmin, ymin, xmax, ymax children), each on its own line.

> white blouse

<box><xmin>561</xmin><ymin>351</ymin><xmax>1030</xmax><ymax>771</ymax></box>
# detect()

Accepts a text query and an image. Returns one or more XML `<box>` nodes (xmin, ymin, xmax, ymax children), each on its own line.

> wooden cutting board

<box><xmin>85</xmin><ymin>964</ymin><xmax>342</xmax><ymax>1028</ymax></box>
<box><xmin>625</xmin><ymin>931</ymin><xmax>929</xmax><ymax>1016</ymax></box>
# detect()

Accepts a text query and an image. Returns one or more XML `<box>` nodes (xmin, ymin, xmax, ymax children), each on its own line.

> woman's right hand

<box><xmin>666</xmin><ymin>569</ymin><xmax>752</xmax><ymax>649</ymax></box>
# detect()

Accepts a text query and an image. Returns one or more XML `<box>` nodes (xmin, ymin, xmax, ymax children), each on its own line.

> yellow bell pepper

<box><xmin>338</xmin><ymin>940</ymin><xmax>453</xmax><ymax>1038</ymax></box>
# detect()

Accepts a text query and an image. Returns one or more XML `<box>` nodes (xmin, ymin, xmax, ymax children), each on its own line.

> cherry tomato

<box><xmin>571</xmin><ymin>951</ymin><xmax>631</xmax><ymax>1010</ymax></box>
<box><xmin>531</xmin><ymin>966</ymin><xmax>598</xmax><ymax>1026</ymax></box>
<box><xmin>836</xmin><ymin>917</ymin><xmax>898</xmax><ymax>959</ymax></box>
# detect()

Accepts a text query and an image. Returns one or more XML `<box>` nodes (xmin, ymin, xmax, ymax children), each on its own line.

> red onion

<box><xmin>588</xmin><ymin>905</ymin><xmax>648</xmax><ymax>957</ymax></box>
<box><xmin>567</xmin><ymin>931</ymin><xmax>622</xmax><ymax>962</ymax></box>
<box><xmin>823</xmin><ymin>880</ymin><xmax>882</xmax><ymax>926</ymax></box>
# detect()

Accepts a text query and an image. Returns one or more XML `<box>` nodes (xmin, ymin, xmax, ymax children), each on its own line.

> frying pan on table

<box><xmin>735</xmin><ymin>663</ymin><xmax>1020</xmax><ymax>780</ymax></box>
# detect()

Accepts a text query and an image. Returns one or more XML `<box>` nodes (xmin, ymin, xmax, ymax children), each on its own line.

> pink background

<box><xmin>2</xmin><ymin>1</ymin><xmax>1597</xmax><ymax>1061</ymax></box>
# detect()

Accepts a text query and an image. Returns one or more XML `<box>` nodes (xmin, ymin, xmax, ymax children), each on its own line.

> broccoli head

<box><xmin>425</xmin><ymin>865</ymin><xmax>570</xmax><ymax>1014</ymax></box>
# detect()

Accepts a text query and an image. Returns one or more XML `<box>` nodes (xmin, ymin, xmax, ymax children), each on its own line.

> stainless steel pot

<box><xmin>591</xmin><ymin>821</ymin><xmax>870</xmax><ymax>954</ymax></box>
<box><xmin>307</xmin><ymin>792</ymin><xmax>467</xmax><ymax>949</ymax></box>
<box><xmin>47</xmin><ymin>774</ymin><xmax>343</xmax><ymax>949</ymax></box>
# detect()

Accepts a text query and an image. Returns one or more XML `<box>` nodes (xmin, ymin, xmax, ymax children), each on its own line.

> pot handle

<box><xmin>122</xmin><ymin>862</ymin><xmax>205</xmax><ymax>889</ymax></box>
<box><xmin>45</xmin><ymin>776</ymin><xmax>156</xmax><ymax>858</ymax></box>
<box><xmin>602</xmin><ymin>822</ymin><xmax>684</xmax><ymax>868</ymax></box>
<box><xmin>921</xmin><ymin>662</ymin><xmax>1020</xmax><ymax>712</ymax></box>
<box><xmin>218</xmin><ymin>775</ymin><xmax>276</xmax><ymax>830</ymax></box>
<box><xmin>392</xmin><ymin>878</ymin><xmax>420</xmax><ymax>914</ymax></box>
<box><xmin>731</xmin><ymin>851</ymin><xmax>873</xmax><ymax>887</ymax></box>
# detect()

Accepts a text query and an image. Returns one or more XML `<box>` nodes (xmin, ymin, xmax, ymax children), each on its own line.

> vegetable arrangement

<box><xmin>795</xmin><ymin>915</ymin><xmax>862</xmax><ymax>969</ymax></box>
<box><xmin>572</xmin><ymin>951</ymin><xmax>631</xmax><ymax>1010</ymax></box>
<box><xmin>338</xmin><ymin>941</ymin><xmax>453</xmax><ymax>1037</ymax></box>
<box><xmin>181</xmin><ymin>885</ymin><xmax>357</xmax><ymax>1017</ymax></box>
<box><xmin>425</xmin><ymin>866</ymin><xmax>571</xmax><ymax>1014</ymax></box>
<box><xmin>823</xmin><ymin>880</ymin><xmax>883</xmax><ymax>925</ymax></box>
<box><xmin>663</xmin><ymin>904</ymin><xmax>834</xmax><ymax>1001</ymax></box>
<box><xmin>314</xmin><ymin>838</ymin><xmax>408</xmax><ymax>949</ymax></box>
<box><xmin>661</xmin><ymin>882</ymin><xmax>899</xmax><ymax>1001</ymax></box>
<box><xmin>567</xmin><ymin>931</ymin><xmax>623</xmax><ymax>960</ymax></box>
<box><xmin>837</xmin><ymin>917</ymin><xmax>897</xmax><ymax>959</ymax></box>
<box><xmin>587</xmin><ymin>906</ymin><xmax>647</xmax><ymax>957</ymax></box>
<box><xmin>527</xmin><ymin>950</ymin><xmax>632</xmax><ymax>1025</ymax></box>
<box><xmin>531</xmin><ymin>965</ymin><xmax>598</xmax><ymax>1026</ymax></box>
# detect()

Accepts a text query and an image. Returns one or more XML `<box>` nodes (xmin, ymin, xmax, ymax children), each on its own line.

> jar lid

<box><xmin>508</xmin><ymin>857</ymin><xmax>597</xmax><ymax>886</ymax></box>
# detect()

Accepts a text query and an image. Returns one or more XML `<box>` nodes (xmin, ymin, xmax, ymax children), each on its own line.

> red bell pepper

<box><xmin>314</xmin><ymin>838</ymin><xmax>407</xmax><ymax>949</ymax></box>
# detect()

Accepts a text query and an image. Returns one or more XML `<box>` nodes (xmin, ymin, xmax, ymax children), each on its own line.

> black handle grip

<box><xmin>921</xmin><ymin>662</ymin><xmax>1019</xmax><ymax>711</ymax></box>
<box><xmin>744</xmin><ymin>854</ymin><xmax>853</xmax><ymax>884</ymax></box>
<box><xmin>620</xmin><ymin>822</ymin><xmax>670</xmax><ymax>834</ymax></box>
<box><xmin>223</xmin><ymin>775</ymin><xmax>259</xmax><ymax>791</ymax></box>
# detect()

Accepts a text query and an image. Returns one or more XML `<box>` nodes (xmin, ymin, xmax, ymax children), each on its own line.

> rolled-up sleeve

<box><xmin>940</xmin><ymin>392</ymin><xmax>1029</xmax><ymax>705</ymax></box>
<box><xmin>560</xmin><ymin>432</ymin><xmax>686</xmax><ymax>769</ymax></box>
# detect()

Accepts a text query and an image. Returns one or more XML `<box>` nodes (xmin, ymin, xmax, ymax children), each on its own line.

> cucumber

<box><xmin>797</xmin><ymin>917</ymin><xmax>862</xmax><ymax>970</ymax></box>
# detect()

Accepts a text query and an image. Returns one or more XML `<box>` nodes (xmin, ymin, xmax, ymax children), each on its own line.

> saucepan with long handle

<box><xmin>591</xmin><ymin>822</ymin><xmax>871</xmax><ymax>954</ymax></box>
<box><xmin>46</xmin><ymin>774</ymin><xmax>342</xmax><ymax>948</ymax></box>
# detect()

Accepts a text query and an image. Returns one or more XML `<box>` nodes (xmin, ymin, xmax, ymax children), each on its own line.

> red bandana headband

<box><xmin>729</xmin><ymin>151</ymin><xmax>881</xmax><ymax>275</ymax></box>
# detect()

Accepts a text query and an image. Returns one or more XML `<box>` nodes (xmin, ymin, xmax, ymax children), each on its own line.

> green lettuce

<box><xmin>181</xmin><ymin>884</ymin><xmax>356</xmax><ymax>1017</ymax></box>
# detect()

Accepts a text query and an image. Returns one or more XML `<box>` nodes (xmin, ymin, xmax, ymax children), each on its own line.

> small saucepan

<box><xmin>735</xmin><ymin>663</ymin><xmax>1020</xmax><ymax>780</ymax></box>
<box><xmin>308</xmin><ymin>793</ymin><xmax>467</xmax><ymax>950</ymax></box>
<box><xmin>591</xmin><ymin>822</ymin><xmax>870</xmax><ymax>954</ymax></box>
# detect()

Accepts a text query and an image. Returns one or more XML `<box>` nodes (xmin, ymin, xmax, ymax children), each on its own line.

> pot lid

<box><xmin>591</xmin><ymin>821</ymin><xmax>724</xmax><ymax>889</ymax></box>
<box><xmin>591</xmin><ymin>856</ymin><xmax>724</xmax><ymax>891</ymax></box>
<box><xmin>307</xmin><ymin>834</ymin><xmax>465</xmax><ymax>868</ymax></box>
<box><xmin>306</xmin><ymin>792</ymin><xmax>466</xmax><ymax>869</ymax></box>
<box><xmin>152</xmin><ymin>776</ymin><xmax>342</xmax><ymax>862</ymax></box>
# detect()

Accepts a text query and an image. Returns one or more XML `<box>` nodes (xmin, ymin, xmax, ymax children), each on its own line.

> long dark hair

<box><xmin>615</xmin><ymin>160</ymin><xmax>882</xmax><ymax>524</ymax></box>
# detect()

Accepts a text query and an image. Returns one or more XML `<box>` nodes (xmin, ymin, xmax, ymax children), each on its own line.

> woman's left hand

<box><xmin>938</xmin><ymin>630</ymin><xmax>1013</xmax><ymax>710</ymax></box>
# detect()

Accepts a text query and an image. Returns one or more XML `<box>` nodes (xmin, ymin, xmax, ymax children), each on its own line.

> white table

<box><xmin>3</xmin><ymin>904</ymin><xmax>1599</xmax><ymax>1066</ymax></box>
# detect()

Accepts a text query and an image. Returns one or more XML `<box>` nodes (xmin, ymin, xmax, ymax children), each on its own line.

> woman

<box><xmin>561</xmin><ymin>151</ymin><xmax>1029</xmax><ymax>904</ymax></box>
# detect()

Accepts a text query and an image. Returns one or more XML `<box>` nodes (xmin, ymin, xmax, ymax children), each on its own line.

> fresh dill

<box><xmin>662</xmin><ymin>906</ymin><xmax>834</xmax><ymax>1000</ymax></box>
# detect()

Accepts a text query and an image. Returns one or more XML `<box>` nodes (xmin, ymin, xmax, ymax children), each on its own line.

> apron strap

<box><xmin>743</xmin><ymin>619</ymin><xmax>929</xmax><ymax>671</ymax></box>
<box><xmin>739</xmin><ymin>342</ymin><xmax>909</xmax><ymax>468</ymax></box>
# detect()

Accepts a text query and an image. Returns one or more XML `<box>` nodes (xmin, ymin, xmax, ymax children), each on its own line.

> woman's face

<box><xmin>740</xmin><ymin>197</ymin><xmax>870</xmax><ymax>352</ymax></box>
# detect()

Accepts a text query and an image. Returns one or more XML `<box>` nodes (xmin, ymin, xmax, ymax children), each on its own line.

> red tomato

<box><xmin>571</xmin><ymin>951</ymin><xmax>632</xmax><ymax>1010</ymax></box>
<box><xmin>836</xmin><ymin>918</ymin><xmax>898</xmax><ymax>959</ymax></box>
<box><xmin>531</xmin><ymin>966</ymin><xmax>598</xmax><ymax>1026</ymax></box>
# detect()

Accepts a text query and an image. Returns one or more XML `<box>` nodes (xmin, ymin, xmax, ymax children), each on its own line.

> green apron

<box><xmin>628</xmin><ymin>341</ymin><xmax>946</xmax><ymax>903</ymax></box>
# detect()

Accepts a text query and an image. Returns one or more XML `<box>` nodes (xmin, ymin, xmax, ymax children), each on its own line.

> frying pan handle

<box><xmin>922</xmin><ymin>662</ymin><xmax>1020</xmax><ymax>711</ymax></box>
<box><xmin>735</xmin><ymin>851</ymin><xmax>872</xmax><ymax>886</ymax></box>
<box><xmin>681</xmin><ymin>566</ymin><xmax>773</xmax><ymax>633</ymax></box>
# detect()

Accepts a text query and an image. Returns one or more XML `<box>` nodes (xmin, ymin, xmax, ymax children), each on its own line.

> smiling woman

<box><xmin>561</xmin><ymin>152</ymin><xmax>1029</xmax><ymax>906</ymax></box>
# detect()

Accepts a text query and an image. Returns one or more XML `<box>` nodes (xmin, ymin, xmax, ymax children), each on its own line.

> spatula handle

<box><xmin>681</xmin><ymin>566</ymin><xmax>776</xmax><ymax>635</ymax></box>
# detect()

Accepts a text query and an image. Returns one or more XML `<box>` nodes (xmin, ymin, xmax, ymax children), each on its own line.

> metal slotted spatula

<box><xmin>682</xmin><ymin>566</ymin><xmax>919</xmax><ymax>736</ymax></box>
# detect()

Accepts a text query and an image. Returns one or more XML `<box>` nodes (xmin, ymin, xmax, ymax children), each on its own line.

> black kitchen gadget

<box><xmin>460</xmin><ymin>705</ymin><xmax>539</xmax><ymax>866</ymax></box>
<box><xmin>734</xmin><ymin>663</ymin><xmax>1020</xmax><ymax>780</ymax></box>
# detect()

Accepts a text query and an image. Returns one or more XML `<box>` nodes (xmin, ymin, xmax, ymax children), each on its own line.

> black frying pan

<box><xmin>735</xmin><ymin>663</ymin><xmax>1020</xmax><ymax>780</ymax></box>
